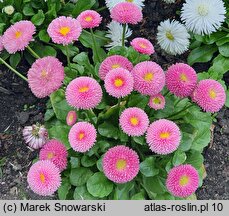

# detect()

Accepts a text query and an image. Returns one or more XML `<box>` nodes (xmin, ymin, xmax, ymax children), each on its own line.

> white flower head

<box><xmin>181</xmin><ymin>0</ymin><xmax>226</xmax><ymax>35</ymax></box>
<box><xmin>105</xmin><ymin>0</ymin><xmax>145</xmax><ymax>10</ymax></box>
<box><xmin>163</xmin><ymin>0</ymin><xmax>176</xmax><ymax>3</ymax></box>
<box><xmin>157</xmin><ymin>19</ymin><xmax>190</xmax><ymax>55</ymax></box>
<box><xmin>105</xmin><ymin>21</ymin><xmax>132</xmax><ymax>50</ymax></box>
<box><xmin>3</xmin><ymin>5</ymin><xmax>14</xmax><ymax>15</ymax></box>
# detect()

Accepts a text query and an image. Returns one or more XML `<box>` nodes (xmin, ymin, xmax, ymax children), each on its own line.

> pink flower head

<box><xmin>66</xmin><ymin>76</ymin><xmax>102</xmax><ymax>110</ymax></box>
<box><xmin>192</xmin><ymin>79</ymin><xmax>226</xmax><ymax>113</ymax></box>
<box><xmin>66</xmin><ymin>111</ymin><xmax>77</xmax><ymax>126</ymax></box>
<box><xmin>110</xmin><ymin>2</ymin><xmax>143</xmax><ymax>24</ymax></box>
<box><xmin>23</xmin><ymin>124</ymin><xmax>48</xmax><ymax>149</ymax></box>
<box><xmin>132</xmin><ymin>61</ymin><xmax>165</xmax><ymax>96</ymax></box>
<box><xmin>166</xmin><ymin>164</ymin><xmax>199</xmax><ymax>198</ymax></box>
<box><xmin>166</xmin><ymin>63</ymin><xmax>197</xmax><ymax>98</ymax></box>
<box><xmin>146</xmin><ymin>119</ymin><xmax>181</xmax><ymax>155</ymax></box>
<box><xmin>119</xmin><ymin>107</ymin><xmax>149</xmax><ymax>136</ymax></box>
<box><xmin>99</xmin><ymin>55</ymin><xmax>133</xmax><ymax>80</ymax></box>
<box><xmin>148</xmin><ymin>93</ymin><xmax>165</xmax><ymax>110</ymax></box>
<box><xmin>28</xmin><ymin>56</ymin><xmax>64</xmax><ymax>98</ymax></box>
<box><xmin>77</xmin><ymin>10</ymin><xmax>102</xmax><ymax>29</ymax></box>
<box><xmin>0</xmin><ymin>36</ymin><xmax>4</xmax><ymax>52</ymax></box>
<box><xmin>39</xmin><ymin>139</ymin><xmax>68</xmax><ymax>172</ymax></box>
<box><xmin>68</xmin><ymin>122</ymin><xmax>96</xmax><ymax>152</ymax></box>
<box><xmin>130</xmin><ymin>37</ymin><xmax>155</xmax><ymax>55</ymax></box>
<box><xmin>2</xmin><ymin>20</ymin><xmax>35</xmax><ymax>54</ymax></box>
<box><xmin>102</xmin><ymin>145</ymin><xmax>140</xmax><ymax>183</ymax></box>
<box><xmin>27</xmin><ymin>160</ymin><xmax>61</xmax><ymax>196</ymax></box>
<box><xmin>47</xmin><ymin>16</ymin><xmax>82</xmax><ymax>45</ymax></box>
<box><xmin>104</xmin><ymin>68</ymin><xmax>134</xmax><ymax>98</ymax></box>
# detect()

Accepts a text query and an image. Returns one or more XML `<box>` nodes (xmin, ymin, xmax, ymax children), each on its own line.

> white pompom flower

<box><xmin>105</xmin><ymin>21</ymin><xmax>132</xmax><ymax>50</ymax></box>
<box><xmin>105</xmin><ymin>0</ymin><xmax>145</xmax><ymax>10</ymax></box>
<box><xmin>163</xmin><ymin>0</ymin><xmax>176</xmax><ymax>3</ymax></box>
<box><xmin>181</xmin><ymin>0</ymin><xmax>226</xmax><ymax>35</ymax></box>
<box><xmin>157</xmin><ymin>19</ymin><xmax>190</xmax><ymax>55</ymax></box>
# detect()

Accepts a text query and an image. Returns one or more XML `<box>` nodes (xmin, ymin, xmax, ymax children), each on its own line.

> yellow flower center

<box><xmin>153</xmin><ymin>97</ymin><xmax>161</xmax><ymax>104</ymax></box>
<box><xmin>209</xmin><ymin>89</ymin><xmax>217</xmax><ymax>99</ymax></box>
<box><xmin>85</xmin><ymin>16</ymin><xmax>93</xmax><ymax>22</ymax></box>
<box><xmin>79</xmin><ymin>86</ymin><xmax>89</xmax><ymax>93</ymax></box>
<box><xmin>180</xmin><ymin>73</ymin><xmax>188</xmax><ymax>82</ymax></box>
<box><xmin>78</xmin><ymin>132</ymin><xmax>85</xmax><ymax>140</ymax></box>
<box><xmin>166</xmin><ymin>31</ymin><xmax>174</xmax><ymax>41</ymax></box>
<box><xmin>116</xmin><ymin>159</ymin><xmax>127</xmax><ymax>171</ymax></box>
<box><xmin>130</xmin><ymin>117</ymin><xmax>139</xmax><ymax>126</ymax></box>
<box><xmin>41</xmin><ymin>70</ymin><xmax>48</xmax><ymax>78</ymax></box>
<box><xmin>112</xmin><ymin>64</ymin><xmax>120</xmax><ymax>69</ymax></box>
<box><xmin>59</xmin><ymin>26</ymin><xmax>70</xmax><ymax>36</ymax></box>
<box><xmin>114</xmin><ymin>78</ymin><xmax>124</xmax><ymax>87</ymax></box>
<box><xmin>40</xmin><ymin>173</ymin><xmax>45</xmax><ymax>183</ymax></box>
<box><xmin>68</xmin><ymin>113</ymin><xmax>74</xmax><ymax>122</ymax></box>
<box><xmin>160</xmin><ymin>132</ymin><xmax>170</xmax><ymax>139</ymax></box>
<box><xmin>179</xmin><ymin>175</ymin><xmax>189</xmax><ymax>187</ymax></box>
<box><xmin>139</xmin><ymin>43</ymin><xmax>147</xmax><ymax>49</ymax></box>
<box><xmin>197</xmin><ymin>4</ymin><xmax>209</xmax><ymax>16</ymax></box>
<box><xmin>15</xmin><ymin>31</ymin><xmax>22</xmax><ymax>38</ymax></box>
<box><xmin>144</xmin><ymin>72</ymin><xmax>154</xmax><ymax>82</ymax></box>
<box><xmin>47</xmin><ymin>152</ymin><xmax>54</xmax><ymax>159</ymax></box>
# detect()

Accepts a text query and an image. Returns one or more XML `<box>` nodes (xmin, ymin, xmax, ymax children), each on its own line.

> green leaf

<box><xmin>113</xmin><ymin>182</ymin><xmax>134</xmax><ymax>200</ymax></box>
<box><xmin>209</xmin><ymin>54</ymin><xmax>229</xmax><ymax>78</ymax></box>
<box><xmin>58</xmin><ymin>178</ymin><xmax>71</xmax><ymax>200</ymax></box>
<box><xmin>187</xmin><ymin>45</ymin><xmax>218</xmax><ymax>65</ymax></box>
<box><xmin>70</xmin><ymin>168</ymin><xmax>93</xmax><ymax>187</ymax></box>
<box><xmin>10</xmin><ymin>12</ymin><xmax>23</xmax><ymax>23</ymax></box>
<box><xmin>140</xmin><ymin>157</ymin><xmax>159</xmax><ymax>177</ymax></box>
<box><xmin>70</xmin><ymin>157</ymin><xmax>80</xmax><ymax>169</ymax></box>
<box><xmin>219</xmin><ymin>43</ymin><xmax>229</xmax><ymax>57</ymax></box>
<box><xmin>87</xmin><ymin>172</ymin><xmax>113</xmax><ymax>198</ymax></box>
<box><xmin>127</xmin><ymin>94</ymin><xmax>148</xmax><ymax>109</ymax></box>
<box><xmin>172</xmin><ymin>150</ymin><xmax>187</xmax><ymax>166</ymax></box>
<box><xmin>133</xmin><ymin>136</ymin><xmax>145</xmax><ymax>145</ymax></box>
<box><xmin>38</xmin><ymin>30</ymin><xmax>50</xmax><ymax>43</ymax></box>
<box><xmin>72</xmin><ymin>0</ymin><xmax>96</xmax><ymax>16</ymax></box>
<box><xmin>23</xmin><ymin>4</ymin><xmax>35</xmax><ymax>16</ymax></box>
<box><xmin>31</xmin><ymin>10</ymin><xmax>45</xmax><ymax>26</ymax></box>
<box><xmin>74</xmin><ymin>185</ymin><xmax>96</xmax><ymax>200</ymax></box>
<box><xmin>131</xmin><ymin>191</ymin><xmax>145</xmax><ymax>200</ymax></box>
<box><xmin>9</xmin><ymin>53</ymin><xmax>21</xmax><ymax>69</ymax></box>
<box><xmin>185</xmin><ymin>151</ymin><xmax>204</xmax><ymax>170</ymax></box>
<box><xmin>225</xmin><ymin>89</ymin><xmax>229</xmax><ymax>108</ymax></box>
<box><xmin>96</xmin><ymin>157</ymin><xmax>103</xmax><ymax>172</ymax></box>
<box><xmin>33</xmin><ymin>44</ymin><xmax>57</xmax><ymax>57</ymax></box>
<box><xmin>178</xmin><ymin>132</ymin><xmax>193</xmax><ymax>152</ymax></box>
<box><xmin>81</xmin><ymin>155</ymin><xmax>97</xmax><ymax>167</ymax></box>
<box><xmin>98</xmin><ymin>122</ymin><xmax>119</xmax><ymax>140</ymax></box>
<box><xmin>44</xmin><ymin>109</ymin><xmax>55</xmax><ymax>121</ymax></box>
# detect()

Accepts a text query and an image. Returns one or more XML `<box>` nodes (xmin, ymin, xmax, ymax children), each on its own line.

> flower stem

<box><xmin>122</xmin><ymin>24</ymin><xmax>127</xmax><ymax>47</ymax></box>
<box><xmin>90</xmin><ymin>28</ymin><xmax>101</xmax><ymax>62</ymax></box>
<box><xmin>27</xmin><ymin>45</ymin><xmax>40</xmax><ymax>59</ymax></box>
<box><xmin>174</xmin><ymin>97</ymin><xmax>186</xmax><ymax>107</ymax></box>
<box><xmin>0</xmin><ymin>57</ymin><xmax>28</xmax><ymax>82</ymax></box>
<box><xmin>96</xmin><ymin>6</ymin><xmax>107</xmax><ymax>12</ymax></box>
<box><xmin>82</xmin><ymin>29</ymin><xmax>109</xmax><ymax>41</ymax></box>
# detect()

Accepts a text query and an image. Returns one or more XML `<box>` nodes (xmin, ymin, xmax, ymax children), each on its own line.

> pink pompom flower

<box><xmin>102</xmin><ymin>145</ymin><xmax>140</xmax><ymax>183</ymax></box>
<box><xmin>99</xmin><ymin>55</ymin><xmax>133</xmax><ymax>80</ymax></box>
<box><xmin>2</xmin><ymin>20</ymin><xmax>35</xmax><ymax>54</ymax></box>
<box><xmin>28</xmin><ymin>56</ymin><xmax>64</xmax><ymax>98</ymax></box>
<box><xmin>0</xmin><ymin>36</ymin><xmax>4</xmax><ymax>52</ymax></box>
<box><xmin>27</xmin><ymin>160</ymin><xmax>61</xmax><ymax>196</ymax></box>
<box><xmin>148</xmin><ymin>93</ymin><xmax>165</xmax><ymax>110</ymax></box>
<box><xmin>146</xmin><ymin>119</ymin><xmax>181</xmax><ymax>155</ymax></box>
<box><xmin>66</xmin><ymin>77</ymin><xmax>102</xmax><ymax>110</ymax></box>
<box><xmin>104</xmin><ymin>68</ymin><xmax>134</xmax><ymax>98</ymax></box>
<box><xmin>132</xmin><ymin>61</ymin><xmax>165</xmax><ymax>96</ymax></box>
<box><xmin>110</xmin><ymin>2</ymin><xmax>143</xmax><ymax>24</ymax></box>
<box><xmin>77</xmin><ymin>10</ymin><xmax>102</xmax><ymax>29</ymax></box>
<box><xmin>68</xmin><ymin>122</ymin><xmax>97</xmax><ymax>152</ymax></box>
<box><xmin>130</xmin><ymin>37</ymin><xmax>155</xmax><ymax>55</ymax></box>
<box><xmin>119</xmin><ymin>107</ymin><xmax>149</xmax><ymax>136</ymax></box>
<box><xmin>66</xmin><ymin>111</ymin><xmax>77</xmax><ymax>126</ymax></box>
<box><xmin>166</xmin><ymin>63</ymin><xmax>197</xmax><ymax>98</ymax></box>
<box><xmin>192</xmin><ymin>79</ymin><xmax>226</xmax><ymax>113</ymax></box>
<box><xmin>23</xmin><ymin>124</ymin><xmax>48</xmax><ymax>149</ymax></box>
<box><xmin>166</xmin><ymin>164</ymin><xmax>199</xmax><ymax>198</ymax></box>
<box><xmin>47</xmin><ymin>16</ymin><xmax>82</xmax><ymax>45</ymax></box>
<box><xmin>39</xmin><ymin>139</ymin><xmax>68</xmax><ymax>172</ymax></box>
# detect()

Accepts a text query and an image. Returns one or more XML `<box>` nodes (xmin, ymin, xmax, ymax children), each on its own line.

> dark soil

<box><xmin>0</xmin><ymin>0</ymin><xmax>228</xmax><ymax>200</ymax></box>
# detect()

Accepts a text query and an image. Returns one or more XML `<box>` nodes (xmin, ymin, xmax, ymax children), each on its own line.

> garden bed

<box><xmin>0</xmin><ymin>0</ymin><xmax>228</xmax><ymax>200</ymax></box>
